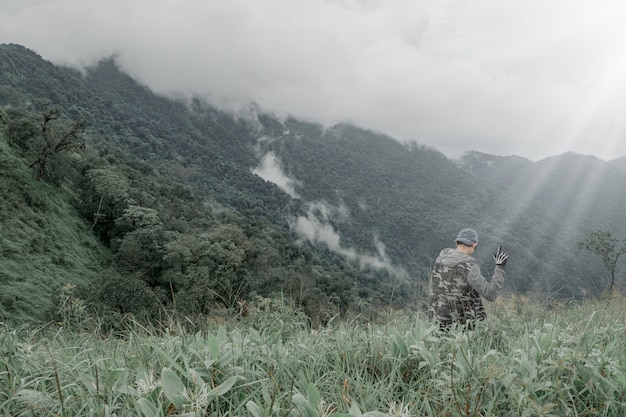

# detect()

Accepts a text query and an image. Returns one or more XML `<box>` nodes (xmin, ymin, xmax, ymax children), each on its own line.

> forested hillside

<box><xmin>1</xmin><ymin>43</ymin><xmax>625</xmax><ymax>324</ymax></box>
<box><xmin>0</xmin><ymin>125</ymin><xmax>106</xmax><ymax>322</ymax></box>
<box><xmin>259</xmin><ymin>122</ymin><xmax>626</xmax><ymax>296</ymax></box>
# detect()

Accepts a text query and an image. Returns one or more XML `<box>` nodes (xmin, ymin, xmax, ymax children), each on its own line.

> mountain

<box><xmin>1</xmin><ymin>43</ymin><xmax>625</xmax><ymax>323</ymax></box>
<box><xmin>609</xmin><ymin>155</ymin><xmax>626</xmax><ymax>174</ymax></box>
<box><xmin>459</xmin><ymin>151</ymin><xmax>626</xmax><ymax>236</ymax></box>
<box><xmin>459</xmin><ymin>151</ymin><xmax>626</xmax><ymax>290</ymax></box>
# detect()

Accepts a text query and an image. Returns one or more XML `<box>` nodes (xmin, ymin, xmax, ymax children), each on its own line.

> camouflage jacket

<box><xmin>428</xmin><ymin>248</ymin><xmax>505</xmax><ymax>328</ymax></box>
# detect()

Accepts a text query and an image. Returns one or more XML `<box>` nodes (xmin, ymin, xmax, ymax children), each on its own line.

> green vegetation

<box><xmin>0</xmin><ymin>111</ymin><xmax>105</xmax><ymax>323</ymax></box>
<box><xmin>1</xmin><ymin>42</ymin><xmax>626</xmax><ymax>327</ymax></box>
<box><xmin>3</xmin><ymin>41</ymin><xmax>626</xmax><ymax>417</ymax></box>
<box><xmin>1</xmin><ymin>43</ymin><xmax>422</xmax><ymax>325</ymax></box>
<box><xmin>0</xmin><ymin>104</ymin><xmax>361</xmax><ymax>326</ymax></box>
<box><xmin>2</xmin><ymin>296</ymin><xmax>626</xmax><ymax>416</ymax></box>
<box><xmin>579</xmin><ymin>230</ymin><xmax>626</xmax><ymax>300</ymax></box>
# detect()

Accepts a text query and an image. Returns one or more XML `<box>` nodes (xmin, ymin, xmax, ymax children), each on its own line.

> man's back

<box><xmin>429</xmin><ymin>248</ymin><xmax>485</xmax><ymax>329</ymax></box>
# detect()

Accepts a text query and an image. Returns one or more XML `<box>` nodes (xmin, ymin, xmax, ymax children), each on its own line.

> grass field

<box><xmin>1</xmin><ymin>295</ymin><xmax>625</xmax><ymax>416</ymax></box>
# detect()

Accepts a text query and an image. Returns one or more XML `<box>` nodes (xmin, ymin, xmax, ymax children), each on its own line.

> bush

<box><xmin>243</xmin><ymin>295</ymin><xmax>310</xmax><ymax>340</ymax></box>
<box><xmin>78</xmin><ymin>268</ymin><xmax>162</xmax><ymax>323</ymax></box>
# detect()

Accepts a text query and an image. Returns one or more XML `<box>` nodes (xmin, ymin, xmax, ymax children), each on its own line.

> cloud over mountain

<box><xmin>2</xmin><ymin>0</ymin><xmax>626</xmax><ymax>160</ymax></box>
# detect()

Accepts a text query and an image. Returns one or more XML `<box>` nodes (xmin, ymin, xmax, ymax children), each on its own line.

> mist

<box><xmin>2</xmin><ymin>0</ymin><xmax>626</xmax><ymax>160</ymax></box>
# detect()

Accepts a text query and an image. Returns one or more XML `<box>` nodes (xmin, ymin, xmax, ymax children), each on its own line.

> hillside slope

<box><xmin>0</xmin><ymin>127</ymin><xmax>107</xmax><ymax>322</ymax></box>
<box><xmin>258</xmin><ymin>123</ymin><xmax>622</xmax><ymax>295</ymax></box>
<box><xmin>1</xmin><ymin>43</ymin><xmax>626</xmax><ymax>323</ymax></box>
<box><xmin>459</xmin><ymin>151</ymin><xmax>626</xmax><ymax>293</ymax></box>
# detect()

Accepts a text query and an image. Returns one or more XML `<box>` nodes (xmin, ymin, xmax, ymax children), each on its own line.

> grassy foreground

<box><xmin>1</xmin><ymin>296</ymin><xmax>626</xmax><ymax>417</ymax></box>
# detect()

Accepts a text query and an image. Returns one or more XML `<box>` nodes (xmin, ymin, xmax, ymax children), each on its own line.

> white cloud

<box><xmin>291</xmin><ymin>201</ymin><xmax>409</xmax><ymax>279</ymax></box>
<box><xmin>2</xmin><ymin>0</ymin><xmax>626</xmax><ymax>160</ymax></box>
<box><xmin>251</xmin><ymin>151</ymin><xmax>301</xmax><ymax>198</ymax></box>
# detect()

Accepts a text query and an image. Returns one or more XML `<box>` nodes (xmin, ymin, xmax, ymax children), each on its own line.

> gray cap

<box><xmin>455</xmin><ymin>228</ymin><xmax>479</xmax><ymax>245</ymax></box>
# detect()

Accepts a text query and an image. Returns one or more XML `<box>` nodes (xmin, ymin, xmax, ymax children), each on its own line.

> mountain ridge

<box><xmin>1</xmin><ymin>43</ymin><xmax>625</xmax><ymax>323</ymax></box>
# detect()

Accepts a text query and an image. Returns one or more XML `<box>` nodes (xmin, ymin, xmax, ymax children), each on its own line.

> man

<box><xmin>429</xmin><ymin>228</ymin><xmax>508</xmax><ymax>330</ymax></box>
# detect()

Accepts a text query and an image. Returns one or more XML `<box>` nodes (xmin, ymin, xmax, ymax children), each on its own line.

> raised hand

<box><xmin>493</xmin><ymin>246</ymin><xmax>509</xmax><ymax>268</ymax></box>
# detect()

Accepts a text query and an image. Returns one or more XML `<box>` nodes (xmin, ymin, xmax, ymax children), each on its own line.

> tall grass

<box><xmin>1</xmin><ymin>295</ymin><xmax>626</xmax><ymax>416</ymax></box>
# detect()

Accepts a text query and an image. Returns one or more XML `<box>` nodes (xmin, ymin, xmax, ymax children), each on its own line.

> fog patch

<box><xmin>291</xmin><ymin>201</ymin><xmax>409</xmax><ymax>280</ymax></box>
<box><xmin>251</xmin><ymin>151</ymin><xmax>301</xmax><ymax>198</ymax></box>
<box><xmin>236</xmin><ymin>102</ymin><xmax>263</xmax><ymax>132</ymax></box>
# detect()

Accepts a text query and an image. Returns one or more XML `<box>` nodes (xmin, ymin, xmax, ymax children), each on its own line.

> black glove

<box><xmin>493</xmin><ymin>246</ymin><xmax>509</xmax><ymax>268</ymax></box>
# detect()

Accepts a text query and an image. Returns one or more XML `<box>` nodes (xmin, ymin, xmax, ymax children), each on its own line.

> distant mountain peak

<box><xmin>456</xmin><ymin>151</ymin><xmax>530</xmax><ymax>176</ymax></box>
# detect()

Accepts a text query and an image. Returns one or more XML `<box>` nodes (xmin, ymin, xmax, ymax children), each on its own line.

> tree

<box><xmin>114</xmin><ymin>205</ymin><xmax>168</xmax><ymax>282</ymax></box>
<box><xmin>115</xmin><ymin>226</ymin><xmax>167</xmax><ymax>281</ymax></box>
<box><xmin>81</xmin><ymin>268</ymin><xmax>159</xmax><ymax>322</ymax></box>
<box><xmin>115</xmin><ymin>204</ymin><xmax>162</xmax><ymax>231</ymax></box>
<box><xmin>159</xmin><ymin>223</ymin><xmax>253</xmax><ymax>313</ymax></box>
<box><xmin>6</xmin><ymin>115</ymin><xmax>38</xmax><ymax>149</ymax></box>
<box><xmin>579</xmin><ymin>230</ymin><xmax>626</xmax><ymax>301</ymax></box>
<box><xmin>84</xmin><ymin>167</ymin><xmax>131</xmax><ymax>243</ymax></box>
<box><xmin>29</xmin><ymin>100</ymin><xmax>85</xmax><ymax>180</ymax></box>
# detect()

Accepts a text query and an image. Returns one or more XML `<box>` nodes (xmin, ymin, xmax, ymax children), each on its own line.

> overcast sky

<box><xmin>2</xmin><ymin>0</ymin><xmax>626</xmax><ymax>161</ymax></box>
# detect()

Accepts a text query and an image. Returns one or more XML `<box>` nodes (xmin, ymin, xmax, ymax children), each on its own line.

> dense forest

<box><xmin>1</xmin><ymin>43</ymin><xmax>626</xmax><ymax>325</ymax></box>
